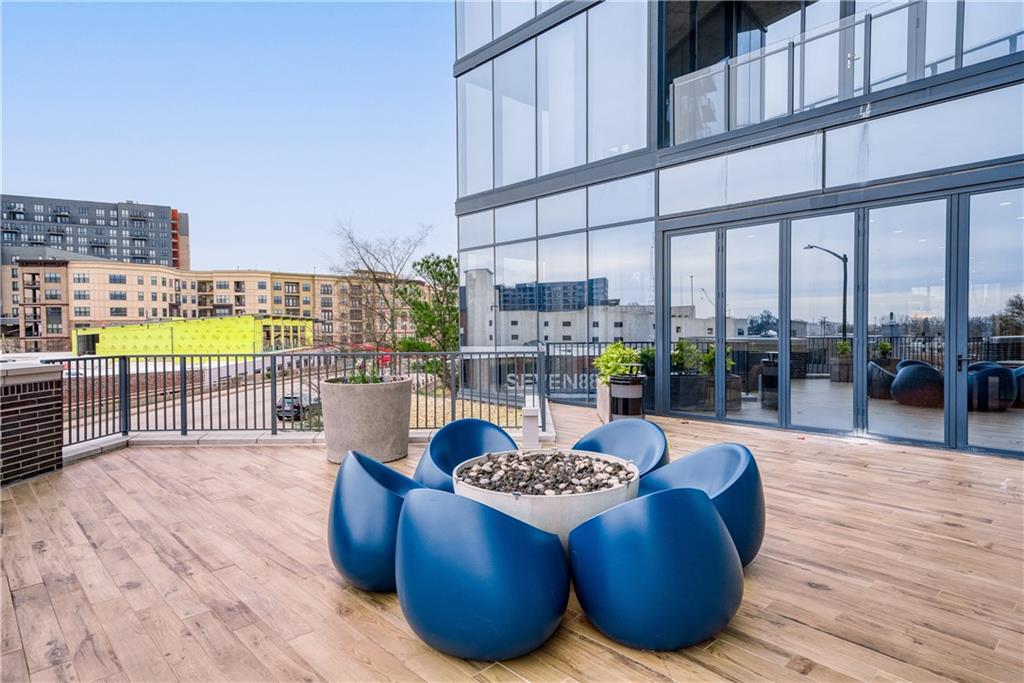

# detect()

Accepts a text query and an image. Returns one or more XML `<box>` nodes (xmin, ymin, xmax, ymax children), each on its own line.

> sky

<box><xmin>1</xmin><ymin>1</ymin><xmax>457</xmax><ymax>272</ymax></box>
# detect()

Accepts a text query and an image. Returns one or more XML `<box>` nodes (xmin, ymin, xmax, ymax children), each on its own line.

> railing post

<box><xmin>538</xmin><ymin>349</ymin><xmax>547</xmax><ymax>433</ymax></box>
<box><xmin>118</xmin><ymin>356</ymin><xmax>130</xmax><ymax>436</ymax></box>
<box><xmin>270</xmin><ymin>358</ymin><xmax>278</xmax><ymax>435</ymax></box>
<box><xmin>449</xmin><ymin>353</ymin><xmax>458</xmax><ymax>422</ymax></box>
<box><xmin>179</xmin><ymin>356</ymin><xmax>188</xmax><ymax>436</ymax></box>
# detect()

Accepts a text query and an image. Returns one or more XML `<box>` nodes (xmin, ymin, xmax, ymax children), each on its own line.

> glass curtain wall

<box><xmin>867</xmin><ymin>199</ymin><xmax>947</xmax><ymax>443</ymax></box>
<box><xmin>495</xmin><ymin>241</ymin><xmax>537</xmax><ymax>349</ymax></box>
<box><xmin>668</xmin><ymin>230</ymin><xmax>717</xmax><ymax>414</ymax></box>
<box><xmin>494</xmin><ymin>42</ymin><xmax>536</xmax><ymax>187</ymax></box>
<box><xmin>966</xmin><ymin>188</ymin><xmax>1023</xmax><ymax>453</ymax></box>
<box><xmin>537</xmin><ymin>15</ymin><xmax>586</xmax><ymax>176</ymax></box>
<box><xmin>457</xmin><ymin>64</ymin><xmax>493</xmax><ymax>197</ymax></box>
<box><xmin>459</xmin><ymin>247</ymin><xmax>494</xmax><ymax>349</ymax></box>
<box><xmin>588</xmin><ymin>222</ymin><xmax>655</xmax><ymax>344</ymax></box>
<box><xmin>726</xmin><ymin>223</ymin><xmax>780</xmax><ymax>423</ymax></box>
<box><xmin>790</xmin><ymin>212</ymin><xmax>856</xmax><ymax>431</ymax></box>
<box><xmin>538</xmin><ymin>232</ymin><xmax>588</xmax><ymax>344</ymax></box>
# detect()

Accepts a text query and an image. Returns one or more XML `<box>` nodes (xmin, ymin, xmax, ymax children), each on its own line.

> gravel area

<box><xmin>456</xmin><ymin>449</ymin><xmax>635</xmax><ymax>495</ymax></box>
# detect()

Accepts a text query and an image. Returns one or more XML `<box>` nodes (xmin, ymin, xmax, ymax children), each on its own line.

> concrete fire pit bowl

<box><xmin>453</xmin><ymin>449</ymin><xmax>640</xmax><ymax>547</ymax></box>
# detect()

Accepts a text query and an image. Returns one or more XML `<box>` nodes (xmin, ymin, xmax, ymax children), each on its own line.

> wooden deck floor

<box><xmin>2</xmin><ymin>404</ymin><xmax>1022</xmax><ymax>682</ymax></box>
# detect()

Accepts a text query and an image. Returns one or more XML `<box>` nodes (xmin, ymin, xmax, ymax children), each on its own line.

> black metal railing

<box><xmin>44</xmin><ymin>351</ymin><xmax>545</xmax><ymax>447</ymax></box>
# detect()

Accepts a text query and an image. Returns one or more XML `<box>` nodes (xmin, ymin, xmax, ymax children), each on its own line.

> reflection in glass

<box><xmin>538</xmin><ymin>15</ymin><xmax>586</xmax><ymax>175</ymax></box>
<box><xmin>726</xmin><ymin>223</ymin><xmax>779</xmax><ymax>423</ymax></box>
<box><xmin>869</xmin><ymin>5</ymin><xmax>910</xmax><ymax>90</ymax></box>
<box><xmin>588</xmin><ymin>222</ymin><xmax>655</xmax><ymax>343</ymax></box>
<box><xmin>495</xmin><ymin>241</ymin><xmax>537</xmax><ymax>349</ymax></box>
<box><xmin>458</xmin><ymin>210</ymin><xmax>493</xmax><ymax>249</ymax></box>
<box><xmin>668</xmin><ymin>231</ymin><xmax>717</xmax><ymax>414</ymax></box>
<box><xmin>538</xmin><ymin>233</ymin><xmax>588</xmax><ymax>343</ymax></box>
<box><xmin>867</xmin><ymin>200</ymin><xmax>946</xmax><ymax>443</ymax></box>
<box><xmin>963</xmin><ymin>0</ymin><xmax>1024</xmax><ymax>66</ymax></box>
<box><xmin>967</xmin><ymin>188</ymin><xmax>1023</xmax><ymax>453</ymax></box>
<box><xmin>460</xmin><ymin>247</ymin><xmax>494</xmax><ymax>349</ymax></box>
<box><xmin>587</xmin><ymin>174</ymin><xmax>655</xmax><ymax>228</ymax></box>
<box><xmin>495</xmin><ymin>201</ymin><xmax>536</xmax><ymax>243</ymax></box>
<box><xmin>457</xmin><ymin>64</ymin><xmax>493</xmax><ymax>197</ymax></box>
<box><xmin>538</xmin><ymin>189</ymin><xmax>586</xmax><ymax>236</ymax></box>
<box><xmin>456</xmin><ymin>0</ymin><xmax>491</xmax><ymax>58</ymax></box>
<box><xmin>790</xmin><ymin>212</ymin><xmax>856</xmax><ymax>431</ymax></box>
<box><xmin>731</xmin><ymin>46</ymin><xmax>790</xmax><ymax>129</ymax></box>
<box><xmin>493</xmin><ymin>0</ymin><xmax>534</xmax><ymax>38</ymax></box>
<box><xmin>494</xmin><ymin>42</ymin><xmax>536</xmax><ymax>187</ymax></box>
<box><xmin>588</xmin><ymin>0</ymin><xmax>648</xmax><ymax>162</ymax></box>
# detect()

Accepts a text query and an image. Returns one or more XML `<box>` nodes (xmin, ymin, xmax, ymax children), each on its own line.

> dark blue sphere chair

<box><xmin>895</xmin><ymin>359</ymin><xmax>933</xmax><ymax>372</ymax></box>
<box><xmin>967</xmin><ymin>365</ymin><xmax>1017</xmax><ymax>412</ymax></box>
<box><xmin>638</xmin><ymin>443</ymin><xmax>765</xmax><ymax>566</ymax></box>
<box><xmin>572</xmin><ymin>418</ymin><xmax>670</xmax><ymax>476</ymax></box>
<box><xmin>866</xmin><ymin>361</ymin><xmax>896</xmax><ymax>400</ymax></box>
<box><xmin>568</xmin><ymin>488</ymin><xmax>743</xmax><ymax>651</ymax></box>
<box><xmin>396</xmin><ymin>489</ymin><xmax>569</xmax><ymax>661</ymax></box>
<box><xmin>1014</xmin><ymin>367</ymin><xmax>1024</xmax><ymax>409</ymax></box>
<box><xmin>328</xmin><ymin>451</ymin><xmax>424</xmax><ymax>592</ymax></box>
<box><xmin>890</xmin><ymin>364</ymin><xmax>944</xmax><ymax>408</ymax></box>
<box><xmin>413</xmin><ymin>418</ymin><xmax>517</xmax><ymax>492</ymax></box>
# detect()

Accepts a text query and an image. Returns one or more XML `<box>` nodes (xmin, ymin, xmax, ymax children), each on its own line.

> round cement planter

<box><xmin>321</xmin><ymin>377</ymin><xmax>411</xmax><ymax>464</ymax></box>
<box><xmin>453</xmin><ymin>450</ymin><xmax>640</xmax><ymax>548</ymax></box>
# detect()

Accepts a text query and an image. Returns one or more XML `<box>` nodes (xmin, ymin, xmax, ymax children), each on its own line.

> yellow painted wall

<box><xmin>72</xmin><ymin>315</ymin><xmax>315</xmax><ymax>356</ymax></box>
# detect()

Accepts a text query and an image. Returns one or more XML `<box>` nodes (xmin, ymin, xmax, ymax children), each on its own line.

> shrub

<box><xmin>593</xmin><ymin>342</ymin><xmax>641</xmax><ymax>384</ymax></box>
<box><xmin>875</xmin><ymin>340</ymin><xmax>892</xmax><ymax>358</ymax></box>
<box><xmin>671</xmin><ymin>339</ymin><xmax>702</xmax><ymax>373</ymax></box>
<box><xmin>836</xmin><ymin>340</ymin><xmax>853</xmax><ymax>358</ymax></box>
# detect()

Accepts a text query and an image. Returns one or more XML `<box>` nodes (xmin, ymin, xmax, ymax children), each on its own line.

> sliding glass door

<box><xmin>667</xmin><ymin>230</ymin><xmax>717</xmax><ymax>414</ymax></box>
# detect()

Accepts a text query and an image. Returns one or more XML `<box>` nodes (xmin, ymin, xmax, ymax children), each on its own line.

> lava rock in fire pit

<box><xmin>456</xmin><ymin>449</ymin><xmax>635</xmax><ymax>495</ymax></box>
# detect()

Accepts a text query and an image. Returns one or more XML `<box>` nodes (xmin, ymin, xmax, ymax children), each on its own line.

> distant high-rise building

<box><xmin>1</xmin><ymin>194</ymin><xmax>189</xmax><ymax>268</ymax></box>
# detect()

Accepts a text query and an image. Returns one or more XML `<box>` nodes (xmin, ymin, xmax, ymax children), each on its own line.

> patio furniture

<box><xmin>1015</xmin><ymin>367</ymin><xmax>1024</xmax><ymax>408</ymax></box>
<box><xmin>967</xmin><ymin>365</ymin><xmax>1017</xmax><ymax>412</ymax></box>
<box><xmin>896</xmin><ymin>359</ymin><xmax>933</xmax><ymax>372</ymax></box>
<box><xmin>572</xmin><ymin>418</ymin><xmax>670</xmax><ymax>477</ymax></box>
<box><xmin>327</xmin><ymin>451</ymin><xmax>423</xmax><ymax>592</ymax></box>
<box><xmin>867</xmin><ymin>361</ymin><xmax>896</xmax><ymax>400</ymax></box>
<box><xmin>568</xmin><ymin>488</ymin><xmax>743</xmax><ymax>650</ymax></box>
<box><xmin>396</xmin><ymin>488</ymin><xmax>569</xmax><ymax>660</ymax></box>
<box><xmin>891</xmin><ymin>364</ymin><xmax>944</xmax><ymax>408</ymax></box>
<box><xmin>412</xmin><ymin>418</ymin><xmax>517</xmax><ymax>492</ymax></box>
<box><xmin>968</xmin><ymin>361</ymin><xmax>1000</xmax><ymax>372</ymax></box>
<box><xmin>638</xmin><ymin>442</ymin><xmax>765</xmax><ymax>566</ymax></box>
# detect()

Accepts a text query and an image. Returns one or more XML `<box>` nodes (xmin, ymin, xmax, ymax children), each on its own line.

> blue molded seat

<box><xmin>412</xmin><ymin>419</ymin><xmax>517</xmax><ymax>492</ymax></box>
<box><xmin>568</xmin><ymin>488</ymin><xmax>743</xmax><ymax>651</ymax></box>
<box><xmin>1014</xmin><ymin>367</ymin><xmax>1024</xmax><ymax>409</ymax></box>
<box><xmin>327</xmin><ymin>451</ymin><xmax>423</xmax><ymax>592</ymax></box>
<box><xmin>896</xmin><ymin>359</ymin><xmax>933</xmax><ymax>372</ymax></box>
<box><xmin>891</xmin><ymin>364</ymin><xmax>944</xmax><ymax>408</ymax></box>
<box><xmin>396</xmin><ymin>489</ymin><xmax>569</xmax><ymax>661</ymax></box>
<box><xmin>866</xmin><ymin>361</ymin><xmax>896</xmax><ymax>400</ymax></box>
<box><xmin>572</xmin><ymin>418</ymin><xmax>669</xmax><ymax>477</ymax></box>
<box><xmin>967</xmin><ymin>365</ymin><xmax>1017</xmax><ymax>412</ymax></box>
<box><xmin>639</xmin><ymin>443</ymin><xmax>765</xmax><ymax>566</ymax></box>
<box><xmin>968</xmin><ymin>361</ymin><xmax>1000</xmax><ymax>372</ymax></box>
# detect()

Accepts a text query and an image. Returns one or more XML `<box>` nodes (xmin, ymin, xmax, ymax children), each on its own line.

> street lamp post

<box><xmin>803</xmin><ymin>244</ymin><xmax>848</xmax><ymax>339</ymax></box>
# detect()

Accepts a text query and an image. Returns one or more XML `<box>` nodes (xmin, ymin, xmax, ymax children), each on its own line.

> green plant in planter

<box><xmin>835</xmin><ymin>340</ymin><xmax>853</xmax><ymax>358</ymax></box>
<box><xmin>698</xmin><ymin>346</ymin><xmax>735</xmax><ymax>376</ymax></box>
<box><xmin>593</xmin><ymin>342</ymin><xmax>641</xmax><ymax>384</ymax></box>
<box><xmin>638</xmin><ymin>346</ymin><xmax>656</xmax><ymax>376</ymax></box>
<box><xmin>671</xmin><ymin>339</ymin><xmax>702</xmax><ymax>373</ymax></box>
<box><xmin>875</xmin><ymin>340</ymin><xmax>892</xmax><ymax>358</ymax></box>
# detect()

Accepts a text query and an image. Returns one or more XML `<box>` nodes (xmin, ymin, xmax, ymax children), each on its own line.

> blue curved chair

<box><xmin>891</xmin><ymin>364</ymin><xmax>944</xmax><ymax>408</ymax></box>
<box><xmin>327</xmin><ymin>451</ymin><xmax>423</xmax><ymax>592</ymax></box>
<box><xmin>896</xmin><ymin>359</ymin><xmax>932</xmax><ymax>372</ymax></box>
<box><xmin>639</xmin><ymin>443</ymin><xmax>764</xmax><ymax>566</ymax></box>
<box><xmin>1014</xmin><ymin>367</ymin><xmax>1024</xmax><ymax>409</ymax></box>
<box><xmin>572</xmin><ymin>418</ymin><xmax>669</xmax><ymax>477</ymax></box>
<box><xmin>968</xmin><ymin>361</ymin><xmax>1000</xmax><ymax>372</ymax></box>
<box><xmin>396</xmin><ymin>489</ymin><xmax>569</xmax><ymax>660</ymax></box>
<box><xmin>866</xmin><ymin>361</ymin><xmax>895</xmax><ymax>400</ymax></box>
<box><xmin>413</xmin><ymin>419</ymin><xmax>517</xmax><ymax>492</ymax></box>
<box><xmin>967</xmin><ymin>365</ymin><xmax>1017</xmax><ymax>412</ymax></box>
<box><xmin>568</xmin><ymin>488</ymin><xmax>743</xmax><ymax>651</ymax></box>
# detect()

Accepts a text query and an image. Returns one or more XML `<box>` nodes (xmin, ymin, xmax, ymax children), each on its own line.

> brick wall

<box><xmin>1</xmin><ymin>368</ymin><xmax>63</xmax><ymax>485</ymax></box>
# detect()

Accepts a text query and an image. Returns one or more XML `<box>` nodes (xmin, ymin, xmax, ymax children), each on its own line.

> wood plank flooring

<box><xmin>2</xmin><ymin>403</ymin><xmax>1022</xmax><ymax>682</ymax></box>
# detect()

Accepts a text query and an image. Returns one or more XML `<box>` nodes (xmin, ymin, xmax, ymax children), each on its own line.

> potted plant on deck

<box><xmin>321</xmin><ymin>360</ymin><xmax>412</xmax><ymax>464</ymax></box>
<box><xmin>871</xmin><ymin>340</ymin><xmax>896</xmax><ymax>372</ymax></box>
<box><xmin>830</xmin><ymin>340</ymin><xmax>853</xmax><ymax>383</ymax></box>
<box><xmin>593</xmin><ymin>342</ymin><xmax>644</xmax><ymax>423</ymax></box>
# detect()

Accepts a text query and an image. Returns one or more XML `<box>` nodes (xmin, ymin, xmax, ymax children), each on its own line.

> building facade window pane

<box><xmin>668</xmin><ymin>230</ymin><xmax>717</xmax><ymax>414</ymax></box>
<box><xmin>495</xmin><ymin>200</ymin><xmax>537</xmax><ymax>243</ymax></box>
<box><xmin>538</xmin><ymin>232</ymin><xmax>587</xmax><ymax>342</ymax></box>
<box><xmin>494</xmin><ymin>41</ymin><xmax>537</xmax><ymax>187</ymax></box>
<box><xmin>588</xmin><ymin>173</ymin><xmax>655</xmax><ymax>227</ymax></box>
<box><xmin>588</xmin><ymin>222</ymin><xmax>655</xmax><ymax>343</ymax></box>
<box><xmin>538</xmin><ymin>188</ymin><xmax>586</xmax><ymax>236</ymax></box>
<box><xmin>457</xmin><ymin>63</ymin><xmax>494</xmax><ymax>197</ymax></box>
<box><xmin>587</xmin><ymin>0</ymin><xmax>648</xmax><ymax>162</ymax></box>
<box><xmin>458</xmin><ymin>210</ymin><xmax>494</xmax><ymax>249</ymax></box>
<box><xmin>495</xmin><ymin>241</ymin><xmax>537</xmax><ymax>347</ymax></box>
<box><xmin>537</xmin><ymin>14</ymin><xmax>586</xmax><ymax>175</ymax></box>
<box><xmin>460</xmin><ymin>247</ymin><xmax>495</xmax><ymax>348</ymax></box>
<box><xmin>456</xmin><ymin>0</ymin><xmax>492</xmax><ymax>58</ymax></box>
<box><xmin>494</xmin><ymin>0</ymin><xmax>535</xmax><ymax>38</ymax></box>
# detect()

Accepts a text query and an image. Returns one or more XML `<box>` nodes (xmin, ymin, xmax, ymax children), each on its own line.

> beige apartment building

<box><xmin>1</xmin><ymin>253</ymin><xmax>424</xmax><ymax>353</ymax></box>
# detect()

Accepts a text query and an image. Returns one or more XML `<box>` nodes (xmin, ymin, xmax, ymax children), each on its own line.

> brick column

<box><xmin>1</xmin><ymin>362</ymin><xmax>64</xmax><ymax>485</ymax></box>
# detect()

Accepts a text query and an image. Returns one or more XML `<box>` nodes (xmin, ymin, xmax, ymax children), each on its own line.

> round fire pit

<box><xmin>453</xmin><ymin>449</ymin><xmax>639</xmax><ymax>547</ymax></box>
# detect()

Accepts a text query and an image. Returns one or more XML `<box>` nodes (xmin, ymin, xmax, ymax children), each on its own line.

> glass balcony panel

<box><xmin>730</xmin><ymin>46</ymin><xmax>790</xmax><ymax>130</ymax></box>
<box><xmin>869</xmin><ymin>5</ymin><xmax>911</xmax><ymax>91</ymax></box>
<box><xmin>924</xmin><ymin>0</ymin><xmax>958</xmax><ymax>77</ymax></box>
<box><xmin>672</xmin><ymin>63</ymin><xmax>726</xmax><ymax>145</ymax></box>
<box><xmin>963</xmin><ymin>0</ymin><xmax>1024</xmax><ymax>66</ymax></box>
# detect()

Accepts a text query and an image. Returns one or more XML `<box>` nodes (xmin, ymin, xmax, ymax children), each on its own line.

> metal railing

<box><xmin>671</xmin><ymin>0</ymin><xmax>1024</xmax><ymax>146</ymax></box>
<box><xmin>44</xmin><ymin>351</ymin><xmax>544</xmax><ymax>447</ymax></box>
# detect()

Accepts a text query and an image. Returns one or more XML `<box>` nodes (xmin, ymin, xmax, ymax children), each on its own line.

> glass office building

<box><xmin>455</xmin><ymin>0</ymin><xmax>1024</xmax><ymax>455</ymax></box>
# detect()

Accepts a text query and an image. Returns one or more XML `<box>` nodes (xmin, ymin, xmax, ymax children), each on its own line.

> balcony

<box><xmin>670</xmin><ymin>0</ymin><xmax>1024</xmax><ymax>147</ymax></box>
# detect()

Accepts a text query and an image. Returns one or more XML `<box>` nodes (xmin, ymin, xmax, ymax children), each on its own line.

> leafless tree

<box><xmin>333</xmin><ymin>222</ymin><xmax>432</xmax><ymax>350</ymax></box>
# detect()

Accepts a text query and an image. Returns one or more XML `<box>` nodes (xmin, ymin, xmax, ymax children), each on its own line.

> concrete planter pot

<box><xmin>830</xmin><ymin>357</ymin><xmax>853</xmax><ymax>383</ymax></box>
<box><xmin>321</xmin><ymin>377</ymin><xmax>412</xmax><ymax>464</ymax></box>
<box><xmin>596</xmin><ymin>376</ymin><xmax>645</xmax><ymax>423</ymax></box>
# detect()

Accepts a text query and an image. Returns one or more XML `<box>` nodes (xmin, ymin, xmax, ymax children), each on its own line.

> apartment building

<box><xmin>1</xmin><ymin>249</ymin><xmax>424</xmax><ymax>352</ymax></box>
<box><xmin>454</xmin><ymin>0</ymin><xmax>1023</xmax><ymax>454</ymax></box>
<box><xmin>1</xmin><ymin>194</ymin><xmax>189</xmax><ymax>267</ymax></box>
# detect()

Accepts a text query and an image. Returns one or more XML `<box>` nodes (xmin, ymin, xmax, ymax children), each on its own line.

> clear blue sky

<box><xmin>1</xmin><ymin>1</ymin><xmax>457</xmax><ymax>272</ymax></box>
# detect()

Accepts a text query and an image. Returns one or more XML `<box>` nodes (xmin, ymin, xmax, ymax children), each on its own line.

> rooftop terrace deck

<box><xmin>2</xmin><ymin>404</ymin><xmax>1021</xmax><ymax>682</ymax></box>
